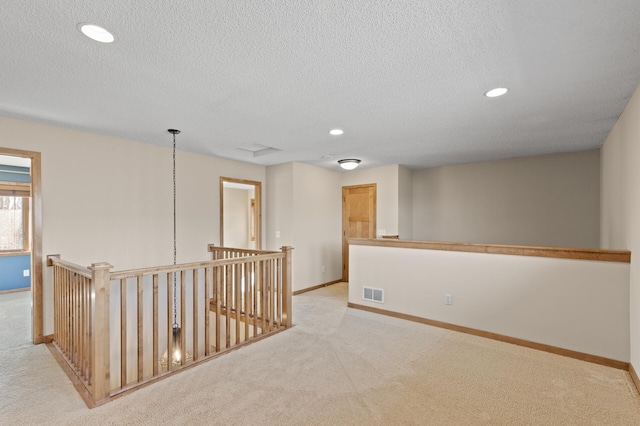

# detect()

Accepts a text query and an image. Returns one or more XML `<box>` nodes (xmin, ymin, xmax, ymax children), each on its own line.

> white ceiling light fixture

<box><xmin>78</xmin><ymin>24</ymin><xmax>115</xmax><ymax>43</ymax></box>
<box><xmin>484</xmin><ymin>87</ymin><xmax>508</xmax><ymax>98</ymax></box>
<box><xmin>338</xmin><ymin>159</ymin><xmax>361</xmax><ymax>170</ymax></box>
<box><xmin>329</xmin><ymin>129</ymin><xmax>344</xmax><ymax>136</ymax></box>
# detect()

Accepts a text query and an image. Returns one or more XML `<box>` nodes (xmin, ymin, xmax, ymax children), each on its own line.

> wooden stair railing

<box><xmin>47</xmin><ymin>245</ymin><xmax>293</xmax><ymax>408</ymax></box>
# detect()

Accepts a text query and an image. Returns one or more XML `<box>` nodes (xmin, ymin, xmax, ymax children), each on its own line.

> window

<box><xmin>0</xmin><ymin>183</ymin><xmax>30</xmax><ymax>252</ymax></box>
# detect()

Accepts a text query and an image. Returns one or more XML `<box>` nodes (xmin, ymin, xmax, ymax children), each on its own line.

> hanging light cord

<box><xmin>173</xmin><ymin>133</ymin><xmax>176</xmax><ymax>267</ymax></box>
<box><xmin>170</xmin><ymin>129</ymin><xmax>180</xmax><ymax>327</ymax></box>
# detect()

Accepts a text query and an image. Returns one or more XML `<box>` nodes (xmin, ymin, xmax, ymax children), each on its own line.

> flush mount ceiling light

<box><xmin>78</xmin><ymin>24</ymin><xmax>115</xmax><ymax>43</ymax></box>
<box><xmin>484</xmin><ymin>87</ymin><xmax>508</xmax><ymax>98</ymax></box>
<box><xmin>329</xmin><ymin>129</ymin><xmax>344</xmax><ymax>136</ymax></box>
<box><xmin>338</xmin><ymin>159</ymin><xmax>361</xmax><ymax>170</ymax></box>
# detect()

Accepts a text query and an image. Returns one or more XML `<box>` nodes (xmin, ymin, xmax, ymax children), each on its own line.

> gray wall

<box><xmin>398</xmin><ymin>166</ymin><xmax>413</xmax><ymax>239</ymax></box>
<box><xmin>600</xmin><ymin>81</ymin><xmax>640</xmax><ymax>368</ymax></box>
<box><xmin>266</xmin><ymin>162</ymin><xmax>342</xmax><ymax>291</ymax></box>
<box><xmin>412</xmin><ymin>149</ymin><xmax>600</xmax><ymax>248</ymax></box>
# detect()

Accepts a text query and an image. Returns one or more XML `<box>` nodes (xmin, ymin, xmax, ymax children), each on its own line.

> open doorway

<box><xmin>0</xmin><ymin>148</ymin><xmax>42</xmax><ymax>344</ymax></box>
<box><xmin>220</xmin><ymin>177</ymin><xmax>261</xmax><ymax>249</ymax></box>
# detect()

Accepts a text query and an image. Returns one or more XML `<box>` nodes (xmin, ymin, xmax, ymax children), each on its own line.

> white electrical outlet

<box><xmin>23</xmin><ymin>269</ymin><xmax>30</xmax><ymax>277</ymax></box>
<box><xmin>444</xmin><ymin>294</ymin><xmax>452</xmax><ymax>305</ymax></box>
<box><xmin>275</xmin><ymin>231</ymin><xmax>281</xmax><ymax>238</ymax></box>
<box><xmin>321</xmin><ymin>265</ymin><xmax>326</xmax><ymax>273</ymax></box>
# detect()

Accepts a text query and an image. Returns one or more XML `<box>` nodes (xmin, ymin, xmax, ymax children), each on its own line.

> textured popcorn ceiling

<box><xmin>1</xmin><ymin>1</ymin><xmax>640</xmax><ymax>170</ymax></box>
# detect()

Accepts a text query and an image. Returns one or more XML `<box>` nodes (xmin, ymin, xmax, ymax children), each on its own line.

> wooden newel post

<box><xmin>281</xmin><ymin>246</ymin><xmax>293</xmax><ymax>327</ymax></box>
<box><xmin>90</xmin><ymin>262</ymin><xmax>113</xmax><ymax>403</ymax></box>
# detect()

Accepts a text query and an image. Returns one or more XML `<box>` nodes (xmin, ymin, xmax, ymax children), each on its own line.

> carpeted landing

<box><xmin>1</xmin><ymin>283</ymin><xmax>639</xmax><ymax>425</ymax></box>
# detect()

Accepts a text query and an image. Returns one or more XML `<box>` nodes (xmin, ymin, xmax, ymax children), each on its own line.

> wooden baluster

<box><xmin>120</xmin><ymin>278</ymin><xmax>127</xmax><ymax>388</ymax></box>
<box><xmin>215</xmin><ymin>266</ymin><xmax>222</xmax><ymax>352</ymax></box>
<box><xmin>166</xmin><ymin>272</ymin><xmax>172</xmax><ymax>371</ymax></box>
<box><xmin>153</xmin><ymin>274</ymin><xmax>159</xmax><ymax>377</ymax></box>
<box><xmin>84</xmin><ymin>275</ymin><xmax>90</xmax><ymax>380</ymax></box>
<box><xmin>252</xmin><ymin>260</ymin><xmax>257</xmax><ymax>338</ymax></box>
<box><xmin>79</xmin><ymin>276</ymin><xmax>84</xmax><ymax>379</ymax></box>
<box><xmin>53</xmin><ymin>265</ymin><xmax>57</xmax><ymax>346</ymax></box>
<box><xmin>193</xmin><ymin>269</ymin><xmax>198</xmax><ymax>361</ymax></box>
<box><xmin>68</xmin><ymin>270</ymin><xmax>72</xmax><ymax>357</ymax></box>
<box><xmin>281</xmin><ymin>247</ymin><xmax>293</xmax><ymax>328</ymax></box>
<box><xmin>137</xmin><ymin>275</ymin><xmax>144</xmax><ymax>382</ymax></box>
<box><xmin>68</xmin><ymin>270</ymin><xmax>73</xmax><ymax>357</ymax></box>
<box><xmin>244</xmin><ymin>261</ymin><xmax>250</xmax><ymax>341</ymax></box>
<box><xmin>269</xmin><ymin>259</ymin><xmax>275</xmax><ymax>332</ymax></box>
<box><xmin>75</xmin><ymin>275</ymin><xmax>80</xmax><ymax>368</ymax></box>
<box><xmin>88</xmin><ymin>276</ymin><xmax>93</xmax><ymax>379</ymax></box>
<box><xmin>87</xmin><ymin>272</ymin><xmax>93</xmax><ymax>387</ymax></box>
<box><xmin>260</xmin><ymin>260</ymin><xmax>266</xmax><ymax>334</ymax></box>
<box><xmin>61</xmin><ymin>269</ymin><xmax>65</xmax><ymax>354</ymax></box>
<box><xmin>78</xmin><ymin>276</ymin><xmax>83</xmax><ymax>377</ymax></box>
<box><xmin>264</xmin><ymin>260</ymin><xmax>270</xmax><ymax>332</ymax></box>
<box><xmin>71</xmin><ymin>274</ymin><xmax>76</xmax><ymax>368</ymax></box>
<box><xmin>55</xmin><ymin>265</ymin><xmax>59</xmax><ymax>345</ymax></box>
<box><xmin>62</xmin><ymin>269</ymin><xmax>66</xmax><ymax>355</ymax></box>
<box><xmin>90</xmin><ymin>262</ymin><xmax>113</xmax><ymax>404</ymax></box>
<box><xmin>235</xmin><ymin>263</ymin><xmax>241</xmax><ymax>344</ymax></box>
<box><xmin>275</xmin><ymin>258</ymin><xmax>281</xmax><ymax>328</ymax></box>
<box><xmin>204</xmin><ymin>266</ymin><xmax>211</xmax><ymax>356</ymax></box>
<box><xmin>54</xmin><ymin>264</ymin><xmax>59</xmax><ymax>345</ymax></box>
<box><xmin>63</xmin><ymin>269</ymin><xmax>67</xmax><ymax>356</ymax></box>
<box><xmin>225</xmin><ymin>264</ymin><xmax>231</xmax><ymax>348</ymax></box>
<box><xmin>180</xmin><ymin>270</ymin><xmax>186</xmax><ymax>366</ymax></box>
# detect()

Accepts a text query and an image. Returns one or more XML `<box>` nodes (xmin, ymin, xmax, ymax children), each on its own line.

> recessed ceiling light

<box><xmin>79</xmin><ymin>24</ymin><xmax>115</xmax><ymax>43</ymax></box>
<box><xmin>329</xmin><ymin>129</ymin><xmax>344</xmax><ymax>136</ymax></box>
<box><xmin>484</xmin><ymin>88</ymin><xmax>508</xmax><ymax>98</ymax></box>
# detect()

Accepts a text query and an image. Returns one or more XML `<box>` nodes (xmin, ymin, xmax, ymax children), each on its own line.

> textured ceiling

<box><xmin>1</xmin><ymin>1</ymin><xmax>640</xmax><ymax>170</ymax></box>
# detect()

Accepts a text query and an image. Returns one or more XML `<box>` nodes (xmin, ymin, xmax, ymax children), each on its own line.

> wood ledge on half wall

<box><xmin>348</xmin><ymin>238</ymin><xmax>631</xmax><ymax>263</ymax></box>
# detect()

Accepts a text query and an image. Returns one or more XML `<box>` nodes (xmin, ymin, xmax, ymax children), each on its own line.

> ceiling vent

<box><xmin>362</xmin><ymin>286</ymin><xmax>384</xmax><ymax>303</ymax></box>
<box><xmin>237</xmin><ymin>143</ymin><xmax>281</xmax><ymax>157</ymax></box>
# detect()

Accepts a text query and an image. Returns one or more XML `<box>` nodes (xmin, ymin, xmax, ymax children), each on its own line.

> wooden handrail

<box><xmin>348</xmin><ymin>238</ymin><xmax>631</xmax><ymax>263</ymax></box>
<box><xmin>47</xmin><ymin>255</ymin><xmax>92</xmax><ymax>278</ymax></box>
<box><xmin>208</xmin><ymin>244</ymin><xmax>279</xmax><ymax>255</ymax></box>
<box><xmin>110</xmin><ymin>253</ymin><xmax>285</xmax><ymax>280</ymax></box>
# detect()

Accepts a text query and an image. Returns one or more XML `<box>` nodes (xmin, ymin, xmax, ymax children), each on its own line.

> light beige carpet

<box><xmin>1</xmin><ymin>284</ymin><xmax>639</xmax><ymax>425</ymax></box>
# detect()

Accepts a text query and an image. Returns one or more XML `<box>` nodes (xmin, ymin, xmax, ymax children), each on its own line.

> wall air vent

<box><xmin>362</xmin><ymin>286</ymin><xmax>384</xmax><ymax>303</ymax></box>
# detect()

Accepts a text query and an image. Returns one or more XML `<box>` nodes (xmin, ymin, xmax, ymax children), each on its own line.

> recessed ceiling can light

<box><xmin>484</xmin><ymin>87</ymin><xmax>508</xmax><ymax>98</ymax></box>
<box><xmin>79</xmin><ymin>24</ymin><xmax>115</xmax><ymax>43</ymax></box>
<box><xmin>329</xmin><ymin>129</ymin><xmax>344</xmax><ymax>136</ymax></box>
<box><xmin>338</xmin><ymin>159</ymin><xmax>361</xmax><ymax>170</ymax></box>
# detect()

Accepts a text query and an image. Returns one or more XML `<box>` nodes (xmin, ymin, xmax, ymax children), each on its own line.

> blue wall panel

<box><xmin>0</xmin><ymin>254</ymin><xmax>30</xmax><ymax>291</ymax></box>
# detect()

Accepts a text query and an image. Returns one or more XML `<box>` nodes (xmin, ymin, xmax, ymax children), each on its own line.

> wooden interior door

<box><xmin>342</xmin><ymin>184</ymin><xmax>376</xmax><ymax>281</ymax></box>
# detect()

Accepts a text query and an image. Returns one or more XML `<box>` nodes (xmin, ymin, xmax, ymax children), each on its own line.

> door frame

<box><xmin>342</xmin><ymin>183</ymin><xmax>376</xmax><ymax>281</ymax></box>
<box><xmin>220</xmin><ymin>177</ymin><xmax>262</xmax><ymax>249</ymax></box>
<box><xmin>0</xmin><ymin>147</ymin><xmax>43</xmax><ymax>344</ymax></box>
